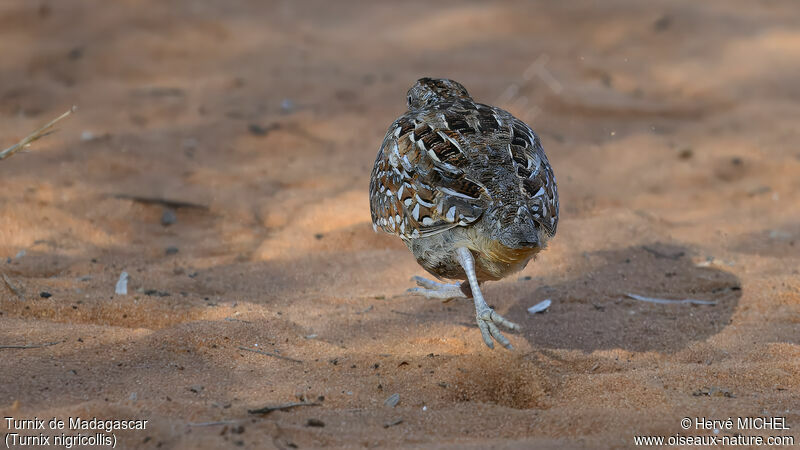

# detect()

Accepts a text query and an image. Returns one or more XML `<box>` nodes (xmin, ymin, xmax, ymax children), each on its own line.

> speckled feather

<box><xmin>369</xmin><ymin>79</ymin><xmax>558</xmax><ymax>250</ymax></box>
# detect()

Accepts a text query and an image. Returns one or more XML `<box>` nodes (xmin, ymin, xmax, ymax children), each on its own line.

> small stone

<box><xmin>115</xmin><ymin>271</ymin><xmax>129</xmax><ymax>295</ymax></box>
<box><xmin>182</xmin><ymin>138</ymin><xmax>198</xmax><ymax>150</ymax></box>
<box><xmin>383</xmin><ymin>418</ymin><xmax>403</xmax><ymax>428</ymax></box>
<box><xmin>144</xmin><ymin>289</ymin><xmax>171</xmax><ymax>297</ymax></box>
<box><xmin>68</xmin><ymin>47</ymin><xmax>83</xmax><ymax>60</ymax></box>
<box><xmin>161</xmin><ymin>209</ymin><xmax>177</xmax><ymax>226</ymax></box>
<box><xmin>40</xmin><ymin>292</ymin><xmax>52</xmax><ymax>298</ymax></box>
<box><xmin>165</xmin><ymin>246</ymin><xmax>179</xmax><ymax>255</ymax></box>
<box><xmin>747</xmin><ymin>185</ymin><xmax>771</xmax><ymax>196</ymax></box>
<box><xmin>527</xmin><ymin>299</ymin><xmax>552</xmax><ymax>314</ymax></box>
<box><xmin>653</xmin><ymin>15</ymin><xmax>671</xmax><ymax>31</ymax></box>
<box><xmin>248</xmin><ymin>123</ymin><xmax>269</xmax><ymax>136</ymax></box>
<box><xmin>306</xmin><ymin>419</ymin><xmax>325</xmax><ymax>427</ymax></box>
<box><xmin>693</xmin><ymin>386</ymin><xmax>734</xmax><ymax>398</ymax></box>
<box><xmin>384</xmin><ymin>393</ymin><xmax>400</xmax><ymax>408</ymax></box>
<box><xmin>248</xmin><ymin>123</ymin><xmax>279</xmax><ymax>136</ymax></box>
<box><xmin>769</xmin><ymin>230</ymin><xmax>791</xmax><ymax>240</ymax></box>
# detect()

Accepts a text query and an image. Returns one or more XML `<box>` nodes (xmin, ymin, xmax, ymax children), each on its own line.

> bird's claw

<box><xmin>475</xmin><ymin>307</ymin><xmax>519</xmax><ymax>350</ymax></box>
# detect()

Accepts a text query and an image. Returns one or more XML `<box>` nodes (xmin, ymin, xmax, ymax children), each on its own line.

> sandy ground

<box><xmin>1</xmin><ymin>0</ymin><xmax>799</xmax><ymax>448</ymax></box>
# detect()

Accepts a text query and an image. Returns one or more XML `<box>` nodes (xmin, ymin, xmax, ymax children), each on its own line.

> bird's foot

<box><xmin>406</xmin><ymin>276</ymin><xmax>467</xmax><ymax>300</ymax></box>
<box><xmin>475</xmin><ymin>305</ymin><xmax>520</xmax><ymax>350</ymax></box>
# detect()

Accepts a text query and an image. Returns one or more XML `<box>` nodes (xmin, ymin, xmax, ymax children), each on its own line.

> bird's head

<box><xmin>406</xmin><ymin>78</ymin><xmax>472</xmax><ymax>109</ymax></box>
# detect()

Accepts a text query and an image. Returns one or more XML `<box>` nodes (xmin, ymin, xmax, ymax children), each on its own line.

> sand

<box><xmin>1</xmin><ymin>0</ymin><xmax>799</xmax><ymax>448</ymax></box>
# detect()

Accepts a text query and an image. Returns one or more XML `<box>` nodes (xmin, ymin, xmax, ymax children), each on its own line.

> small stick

<box><xmin>187</xmin><ymin>420</ymin><xmax>239</xmax><ymax>427</ymax></box>
<box><xmin>247</xmin><ymin>401</ymin><xmax>320</xmax><ymax>415</ymax></box>
<box><xmin>2</xmin><ymin>274</ymin><xmax>24</xmax><ymax>300</ymax></box>
<box><xmin>0</xmin><ymin>341</ymin><xmax>59</xmax><ymax>349</ymax></box>
<box><xmin>111</xmin><ymin>194</ymin><xmax>209</xmax><ymax>210</ymax></box>
<box><xmin>356</xmin><ymin>305</ymin><xmax>373</xmax><ymax>314</ymax></box>
<box><xmin>626</xmin><ymin>293</ymin><xmax>716</xmax><ymax>306</ymax></box>
<box><xmin>642</xmin><ymin>246</ymin><xmax>684</xmax><ymax>260</ymax></box>
<box><xmin>0</xmin><ymin>107</ymin><xmax>76</xmax><ymax>161</ymax></box>
<box><xmin>225</xmin><ymin>317</ymin><xmax>252</xmax><ymax>324</ymax></box>
<box><xmin>237</xmin><ymin>346</ymin><xmax>302</xmax><ymax>363</ymax></box>
<box><xmin>384</xmin><ymin>418</ymin><xmax>403</xmax><ymax>428</ymax></box>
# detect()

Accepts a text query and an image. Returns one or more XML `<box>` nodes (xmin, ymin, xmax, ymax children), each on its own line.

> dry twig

<box><xmin>111</xmin><ymin>194</ymin><xmax>209</xmax><ymax>210</ymax></box>
<box><xmin>225</xmin><ymin>317</ymin><xmax>252</xmax><ymax>324</ymax></box>
<box><xmin>247</xmin><ymin>401</ymin><xmax>320</xmax><ymax>415</ymax></box>
<box><xmin>2</xmin><ymin>274</ymin><xmax>24</xmax><ymax>300</ymax></box>
<box><xmin>0</xmin><ymin>107</ymin><xmax>76</xmax><ymax>161</ymax></box>
<box><xmin>237</xmin><ymin>346</ymin><xmax>302</xmax><ymax>363</ymax></box>
<box><xmin>626</xmin><ymin>293</ymin><xmax>716</xmax><ymax>305</ymax></box>
<box><xmin>384</xmin><ymin>418</ymin><xmax>403</xmax><ymax>428</ymax></box>
<box><xmin>0</xmin><ymin>341</ymin><xmax>59</xmax><ymax>350</ymax></box>
<box><xmin>187</xmin><ymin>420</ymin><xmax>239</xmax><ymax>427</ymax></box>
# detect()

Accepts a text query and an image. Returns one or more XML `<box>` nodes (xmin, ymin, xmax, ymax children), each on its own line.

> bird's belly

<box><xmin>406</xmin><ymin>227</ymin><xmax>541</xmax><ymax>282</ymax></box>
<box><xmin>469</xmin><ymin>231</ymin><xmax>540</xmax><ymax>281</ymax></box>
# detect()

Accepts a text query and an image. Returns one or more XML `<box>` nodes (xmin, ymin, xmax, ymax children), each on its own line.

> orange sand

<box><xmin>1</xmin><ymin>1</ymin><xmax>799</xmax><ymax>448</ymax></box>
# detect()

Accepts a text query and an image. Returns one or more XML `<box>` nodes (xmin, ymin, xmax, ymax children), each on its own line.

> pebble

<box><xmin>306</xmin><ymin>419</ymin><xmax>325</xmax><ymax>427</ymax></box>
<box><xmin>384</xmin><ymin>393</ymin><xmax>400</xmax><ymax>408</ymax></box>
<box><xmin>248</xmin><ymin>123</ymin><xmax>271</xmax><ymax>136</ymax></box>
<box><xmin>161</xmin><ymin>209</ymin><xmax>177</xmax><ymax>226</ymax></box>
<box><xmin>144</xmin><ymin>289</ymin><xmax>171</xmax><ymax>297</ymax></box>
<box><xmin>115</xmin><ymin>271</ymin><xmax>129</xmax><ymax>295</ymax></box>
<box><xmin>527</xmin><ymin>299</ymin><xmax>552</xmax><ymax>314</ymax></box>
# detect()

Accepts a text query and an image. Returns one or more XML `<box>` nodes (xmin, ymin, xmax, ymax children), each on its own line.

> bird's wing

<box><xmin>369</xmin><ymin>109</ymin><xmax>488</xmax><ymax>239</ymax></box>
<box><xmin>504</xmin><ymin>115</ymin><xmax>559</xmax><ymax>236</ymax></box>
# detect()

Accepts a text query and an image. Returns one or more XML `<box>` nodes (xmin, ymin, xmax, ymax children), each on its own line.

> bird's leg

<box><xmin>406</xmin><ymin>276</ymin><xmax>468</xmax><ymax>300</ymax></box>
<box><xmin>455</xmin><ymin>247</ymin><xmax>520</xmax><ymax>349</ymax></box>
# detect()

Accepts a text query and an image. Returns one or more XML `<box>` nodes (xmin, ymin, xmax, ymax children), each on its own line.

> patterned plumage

<box><xmin>369</xmin><ymin>78</ymin><xmax>559</xmax><ymax>349</ymax></box>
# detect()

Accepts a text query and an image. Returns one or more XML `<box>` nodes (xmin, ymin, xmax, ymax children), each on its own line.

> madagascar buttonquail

<box><xmin>369</xmin><ymin>78</ymin><xmax>559</xmax><ymax>349</ymax></box>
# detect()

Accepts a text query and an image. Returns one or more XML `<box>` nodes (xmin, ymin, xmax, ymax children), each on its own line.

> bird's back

<box><xmin>370</xmin><ymin>98</ymin><xmax>557</xmax><ymax>244</ymax></box>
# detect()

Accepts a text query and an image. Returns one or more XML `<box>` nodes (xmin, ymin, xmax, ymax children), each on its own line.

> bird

<box><xmin>369</xmin><ymin>77</ymin><xmax>558</xmax><ymax>350</ymax></box>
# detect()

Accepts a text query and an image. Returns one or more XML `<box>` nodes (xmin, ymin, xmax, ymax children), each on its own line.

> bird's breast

<box><xmin>467</xmin><ymin>228</ymin><xmax>541</xmax><ymax>281</ymax></box>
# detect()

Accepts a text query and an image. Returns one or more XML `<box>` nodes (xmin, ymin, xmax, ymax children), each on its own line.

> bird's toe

<box><xmin>475</xmin><ymin>308</ymin><xmax>519</xmax><ymax>349</ymax></box>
